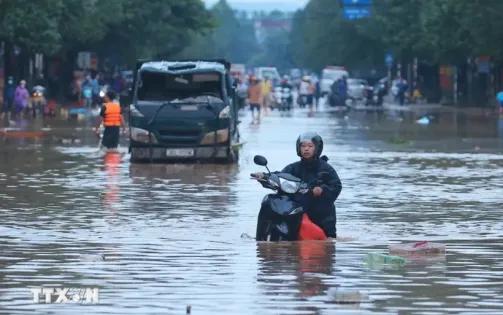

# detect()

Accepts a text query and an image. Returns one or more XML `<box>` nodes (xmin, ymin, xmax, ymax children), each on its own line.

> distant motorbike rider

<box><xmin>377</xmin><ymin>83</ymin><xmax>386</xmax><ymax>106</ymax></box>
<box><xmin>280</xmin><ymin>76</ymin><xmax>293</xmax><ymax>89</ymax></box>
<box><xmin>254</xmin><ymin>132</ymin><xmax>342</xmax><ymax>238</ymax></box>
<box><xmin>397</xmin><ymin>78</ymin><xmax>408</xmax><ymax>105</ymax></box>
<box><xmin>329</xmin><ymin>78</ymin><xmax>346</xmax><ymax>107</ymax></box>
<box><xmin>338</xmin><ymin>77</ymin><xmax>348</xmax><ymax>103</ymax></box>
<box><xmin>280</xmin><ymin>76</ymin><xmax>293</xmax><ymax>106</ymax></box>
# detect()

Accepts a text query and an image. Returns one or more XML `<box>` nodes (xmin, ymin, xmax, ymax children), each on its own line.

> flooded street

<box><xmin>1</xmin><ymin>104</ymin><xmax>503</xmax><ymax>314</ymax></box>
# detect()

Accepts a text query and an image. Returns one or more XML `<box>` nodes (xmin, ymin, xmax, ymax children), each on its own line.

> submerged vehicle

<box><xmin>251</xmin><ymin>155</ymin><xmax>330</xmax><ymax>242</ymax></box>
<box><xmin>123</xmin><ymin>59</ymin><xmax>241</xmax><ymax>163</ymax></box>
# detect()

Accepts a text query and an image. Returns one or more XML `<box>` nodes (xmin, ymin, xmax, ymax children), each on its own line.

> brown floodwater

<box><xmin>0</xmin><ymin>104</ymin><xmax>503</xmax><ymax>314</ymax></box>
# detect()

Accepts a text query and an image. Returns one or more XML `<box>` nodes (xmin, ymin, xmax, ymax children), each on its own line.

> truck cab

<box><xmin>123</xmin><ymin>59</ymin><xmax>241</xmax><ymax>163</ymax></box>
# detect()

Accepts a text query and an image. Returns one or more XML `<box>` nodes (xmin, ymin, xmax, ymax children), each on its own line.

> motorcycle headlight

<box><xmin>130</xmin><ymin>127</ymin><xmax>157</xmax><ymax>143</ymax></box>
<box><xmin>279</xmin><ymin>177</ymin><xmax>300</xmax><ymax>194</ymax></box>
<box><xmin>129</xmin><ymin>105</ymin><xmax>144</xmax><ymax>117</ymax></box>
<box><xmin>218</xmin><ymin>106</ymin><xmax>229</xmax><ymax>118</ymax></box>
<box><xmin>99</xmin><ymin>90</ymin><xmax>105</xmax><ymax>97</ymax></box>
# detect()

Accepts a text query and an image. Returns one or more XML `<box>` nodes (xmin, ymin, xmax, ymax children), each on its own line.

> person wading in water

<box><xmin>94</xmin><ymin>90</ymin><xmax>127</xmax><ymax>150</ymax></box>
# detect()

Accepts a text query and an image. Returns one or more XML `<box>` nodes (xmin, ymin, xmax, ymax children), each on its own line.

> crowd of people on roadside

<box><xmin>234</xmin><ymin>75</ymin><xmax>321</xmax><ymax>124</ymax></box>
<box><xmin>70</xmin><ymin>70</ymin><xmax>128</xmax><ymax>107</ymax></box>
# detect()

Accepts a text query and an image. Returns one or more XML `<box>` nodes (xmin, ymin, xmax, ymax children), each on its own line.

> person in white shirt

<box><xmin>299</xmin><ymin>76</ymin><xmax>310</xmax><ymax>107</ymax></box>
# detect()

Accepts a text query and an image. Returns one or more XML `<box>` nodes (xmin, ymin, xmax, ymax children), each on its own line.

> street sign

<box><xmin>342</xmin><ymin>0</ymin><xmax>372</xmax><ymax>5</ymax></box>
<box><xmin>385</xmin><ymin>52</ymin><xmax>393</xmax><ymax>68</ymax></box>
<box><xmin>343</xmin><ymin>7</ymin><xmax>370</xmax><ymax>20</ymax></box>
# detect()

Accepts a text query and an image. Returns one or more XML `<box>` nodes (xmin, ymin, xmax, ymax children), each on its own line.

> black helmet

<box><xmin>296</xmin><ymin>132</ymin><xmax>324</xmax><ymax>159</ymax></box>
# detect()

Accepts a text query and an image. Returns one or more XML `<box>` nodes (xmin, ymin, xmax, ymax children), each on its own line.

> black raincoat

<box><xmin>281</xmin><ymin>158</ymin><xmax>342</xmax><ymax>237</ymax></box>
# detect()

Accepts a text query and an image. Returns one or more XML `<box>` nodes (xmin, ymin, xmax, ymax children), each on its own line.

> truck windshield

<box><xmin>137</xmin><ymin>71</ymin><xmax>223</xmax><ymax>102</ymax></box>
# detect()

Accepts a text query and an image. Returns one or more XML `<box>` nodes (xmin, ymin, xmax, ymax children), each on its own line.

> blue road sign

<box><xmin>385</xmin><ymin>52</ymin><xmax>393</xmax><ymax>67</ymax></box>
<box><xmin>343</xmin><ymin>7</ymin><xmax>370</xmax><ymax>20</ymax></box>
<box><xmin>343</xmin><ymin>0</ymin><xmax>372</xmax><ymax>5</ymax></box>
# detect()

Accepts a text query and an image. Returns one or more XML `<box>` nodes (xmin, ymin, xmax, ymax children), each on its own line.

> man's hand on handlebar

<box><xmin>312</xmin><ymin>186</ymin><xmax>323</xmax><ymax>197</ymax></box>
<box><xmin>251</xmin><ymin>172</ymin><xmax>265</xmax><ymax>179</ymax></box>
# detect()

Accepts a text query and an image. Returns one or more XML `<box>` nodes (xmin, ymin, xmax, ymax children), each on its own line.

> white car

<box><xmin>347</xmin><ymin>79</ymin><xmax>369</xmax><ymax>100</ymax></box>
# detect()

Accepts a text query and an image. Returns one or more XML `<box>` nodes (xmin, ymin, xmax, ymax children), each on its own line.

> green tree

<box><xmin>0</xmin><ymin>0</ymin><xmax>214</xmax><ymax>63</ymax></box>
<box><xmin>289</xmin><ymin>0</ymin><xmax>503</xmax><ymax>69</ymax></box>
<box><xmin>97</xmin><ymin>0</ymin><xmax>215</xmax><ymax>63</ymax></box>
<box><xmin>0</xmin><ymin>0</ymin><xmax>64</xmax><ymax>54</ymax></box>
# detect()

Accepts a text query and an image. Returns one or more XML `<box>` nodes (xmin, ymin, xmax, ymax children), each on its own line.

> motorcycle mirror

<box><xmin>317</xmin><ymin>171</ymin><xmax>330</xmax><ymax>183</ymax></box>
<box><xmin>253</xmin><ymin>155</ymin><xmax>268</xmax><ymax>167</ymax></box>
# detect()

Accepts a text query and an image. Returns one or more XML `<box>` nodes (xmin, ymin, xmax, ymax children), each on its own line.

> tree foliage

<box><xmin>0</xmin><ymin>0</ymin><xmax>214</xmax><ymax>61</ymax></box>
<box><xmin>289</xmin><ymin>0</ymin><xmax>503</xmax><ymax>70</ymax></box>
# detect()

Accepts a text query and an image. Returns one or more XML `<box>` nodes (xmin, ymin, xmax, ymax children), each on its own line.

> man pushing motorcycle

<box><xmin>254</xmin><ymin>132</ymin><xmax>342</xmax><ymax>239</ymax></box>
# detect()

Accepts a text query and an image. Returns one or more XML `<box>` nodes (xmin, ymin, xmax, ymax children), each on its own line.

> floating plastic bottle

<box><xmin>388</xmin><ymin>241</ymin><xmax>446</xmax><ymax>255</ymax></box>
<box><xmin>78</xmin><ymin>254</ymin><xmax>105</xmax><ymax>261</ymax></box>
<box><xmin>328</xmin><ymin>288</ymin><xmax>369</xmax><ymax>304</ymax></box>
<box><xmin>365</xmin><ymin>252</ymin><xmax>407</xmax><ymax>266</ymax></box>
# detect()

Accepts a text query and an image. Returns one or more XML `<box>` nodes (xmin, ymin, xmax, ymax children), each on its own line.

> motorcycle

<box><xmin>251</xmin><ymin>155</ymin><xmax>330</xmax><ymax>242</ymax></box>
<box><xmin>280</xmin><ymin>87</ymin><xmax>292</xmax><ymax>111</ymax></box>
<box><xmin>270</xmin><ymin>86</ymin><xmax>282</xmax><ymax>110</ymax></box>
<box><xmin>298</xmin><ymin>94</ymin><xmax>308</xmax><ymax>108</ymax></box>
<box><xmin>364</xmin><ymin>86</ymin><xmax>375</xmax><ymax>106</ymax></box>
<box><xmin>30</xmin><ymin>86</ymin><xmax>46</xmax><ymax>117</ymax></box>
<box><xmin>376</xmin><ymin>84</ymin><xmax>386</xmax><ymax>106</ymax></box>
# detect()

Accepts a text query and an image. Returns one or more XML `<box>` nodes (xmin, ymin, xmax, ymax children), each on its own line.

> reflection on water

<box><xmin>257</xmin><ymin>241</ymin><xmax>335</xmax><ymax>295</ymax></box>
<box><xmin>1</xmin><ymin>106</ymin><xmax>503</xmax><ymax>314</ymax></box>
<box><xmin>256</xmin><ymin>242</ymin><xmax>338</xmax><ymax>314</ymax></box>
<box><xmin>104</xmin><ymin>152</ymin><xmax>121</xmax><ymax>213</ymax></box>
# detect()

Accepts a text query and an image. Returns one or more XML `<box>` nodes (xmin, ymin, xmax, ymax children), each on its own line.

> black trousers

<box><xmin>102</xmin><ymin>126</ymin><xmax>120</xmax><ymax>149</ymax></box>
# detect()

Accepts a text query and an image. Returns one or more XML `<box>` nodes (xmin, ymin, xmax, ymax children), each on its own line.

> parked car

<box><xmin>347</xmin><ymin>78</ymin><xmax>369</xmax><ymax>100</ymax></box>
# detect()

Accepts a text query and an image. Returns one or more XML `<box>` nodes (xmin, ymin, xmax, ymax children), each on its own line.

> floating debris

<box><xmin>364</xmin><ymin>252</ymin><xmax>407</xmax><ymax>266</ymax></box>
<box><xmin>0</xmin><ymin>128</ymin><xmax>44</xmax><ymax>138</ymax></box>
<box><xmin>240</xmin><ymin>233</ymin><xmax>255</xmax><ymax>240</ymax></box>
<box><xmin>68</xmin><ymin>108</ymin><xmax>88</xmax><ymax>115</ymax></box>
<box><xmin>231</xmin><ymin>142</ymin><xmax>247</xmax><ymax>150</ymax></box>
<box><xmin>389</xmin><ymin>241</ymin><xmax>446</xmax><ymax>255</ymax></box>
<box><xmin>78</xmin><ymin>254</ymin><xmax>105</xmax><ymax>261</ymax></box>
<box><xmin>416</xmin><ymin>116</ymin><xmax>430</xmax><ymax>124</ymax></box>
<box><xmin>388</xmin><ymin>136</ymin><xmax>411</xmax><ymax>144</ymax></box>
<box><xmin>328</xmin><ymin>288</ymin><xmax>369</xmax><ymax>304</ymax></box>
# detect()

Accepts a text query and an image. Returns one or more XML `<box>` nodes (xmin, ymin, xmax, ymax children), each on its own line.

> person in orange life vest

<box><xmin>94</xmin><ymin>90</ymin><xmax>126</xmax><ymax>149</ymax></box>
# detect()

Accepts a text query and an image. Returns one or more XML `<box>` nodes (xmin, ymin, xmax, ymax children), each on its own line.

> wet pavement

<box><xmin>1</xmin><ymin>103</ymin><xmax>503</xmax><ymax>314</ymax></box>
